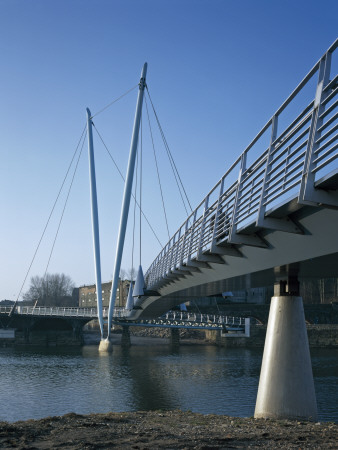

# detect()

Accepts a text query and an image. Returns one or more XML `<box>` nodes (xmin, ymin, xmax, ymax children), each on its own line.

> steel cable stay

<box><xmin>90</xmin><ymin>83</ymin><xmax>139</xmax><ymax>119</ymax></box>
<box><xmin>11</xmin><ymin>125</ymin><xmax>87</xmax><ymax>314</ymax></box>
<box><xmin>145</xmin><ymin>86</ymin><xmax>193</xmax><ymax>216</ymax></box>
<box><xmin>91</xmin><ymin>78</ymin><xmax>195</xmax><ymax>324</ymax></box>
<box><xmin>126</xmin><ymin>99</ymin><xmax>181</xmax><ymax>306</ymax></box>
<box><xmin>43</xmin><ymin>136</ymin><xmax>87</xmax><ymax>280</ymax></box>
<box><xmin>144</xmin><ymin>96</ymin><xmax>171</xmax><ymax>241</ymax></box>
<box><xmin>91</xmin><ymin>122</ymin><xmax>163</xmax><ymax>248</ymax></box>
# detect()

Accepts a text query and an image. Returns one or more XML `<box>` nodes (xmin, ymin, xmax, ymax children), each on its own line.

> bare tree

<box><xmin>118</xmin><ymin>268</ymin><xmax>135</xmax><ymax>281</ymax></box>
<box><xmin>22</xmin><ymin>273</ymin><xmax>75</xmax><ymax>306</ymax></box>
<box><xmin>119</xmin><ymin>268</ymin><xmax>127</xmax><ymax>280</ymax></box>
<box><xmin>126</xmin><ymin>267</ymin><xmax>136</xmax><ymax>282</ymax></box>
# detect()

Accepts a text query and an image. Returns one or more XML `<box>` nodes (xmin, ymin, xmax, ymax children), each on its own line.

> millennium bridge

<box><xmin>119</xmin><ymin>39</ymin><xmax>338</xmax><ymax>422</ymax></box>
<box><xmin>3</xmin><ymin>39</ymin><xmax>338</xmax><ymax>422</ymax></box>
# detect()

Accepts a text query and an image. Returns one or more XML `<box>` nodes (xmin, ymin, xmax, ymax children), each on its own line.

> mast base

<box><xmin>98</xmin><ymin>338</ymin><xmax>113</xmax><ymax>353</ymax></box>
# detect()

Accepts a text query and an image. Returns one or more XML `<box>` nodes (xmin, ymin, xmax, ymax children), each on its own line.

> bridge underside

<box><xmin>132</xmin><ymin>202</ymin><xmax>338</xmax><ymax>319</ymax></box>
<box><xmin>129</xmin><ymin>43</ymin><xmax>338</xmax><ymax>322</ymax></box>
<box><xmin>0</xmin><ymin>314</ymin><xmax>92</xmax><ymax>331</ymax></box>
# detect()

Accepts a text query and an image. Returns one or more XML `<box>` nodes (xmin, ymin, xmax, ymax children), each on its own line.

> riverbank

<box><xmin>1</xmin><ymin>410</ymin><xmax>337</xmax><ymax>449</ymax></box>
<box><xmin>83</xmin><ymin>323</ymin><xmax>338</xmax><ymax>348</ymax></box>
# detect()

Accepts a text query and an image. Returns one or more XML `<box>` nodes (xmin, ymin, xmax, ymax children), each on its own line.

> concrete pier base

<box><xmin>98</xmin><ymin>338</ymin><xmax>113</xmax><ymax>353</ymax></box>
<box><xmin>254</xmin><ymin>296</ymin><xmax>317</xmax><ymax>421</ymax></box>
<box><xmin>121</xmin><ymin>326</ymin><xmax>131</xmax><ymax>348</ymax></box>
<box><xmin>170</xmin><ymin>328</ymin><xmax>180</xmax><ymax>346</ymax></box>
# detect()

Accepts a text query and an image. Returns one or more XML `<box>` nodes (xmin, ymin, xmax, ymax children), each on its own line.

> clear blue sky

<box><xmin>1</xmin><ymin>0</ymin><xmax>337</xmax><ymax>300</ymax></box>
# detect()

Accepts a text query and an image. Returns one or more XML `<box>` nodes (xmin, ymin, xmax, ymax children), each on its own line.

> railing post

<box><xmin>168</xmin><ymin>234</ymin><xmax>176</xmax><ymax>274</ymax></box>
<box><xmin>210</xmin><ymin>177</ymin><xmax>225</xmax><ymax>251</ymax></box>
<box><xmin>197</xmin><ymin>196</ymin><xmax>209</xmax><ymax>258</ymax></box>
<box><xmin>173</xmin><ymin>228</ymin><xmax>182</xmax><ymax>270</ymax></box>
<box><xmin>187</xmin><ymin>210</ymin><xmax>198</xmax><ymax>265</ymax></box>
<box><xmin>228</xmin><ymin>153</ymin><xmax>267</xmax><ymax>247</ymax></box>
<box><xmin>179</xmin><ymin>220</ymin><xmax>190</xmax><ymax>269</ymax></box>
<box><xmin>256</xmin><ymin>116</ymin><xmax>278</xmax><ymax>225</ymax></box>
<box><xmin>245</xmin><ymin>318</ymin><xmax>250</xmax><ymax>337</ymax></box>
<box><xmin>299</xmin><ymin>50</ymin><xmax>338</xmax><ymax>207</ymax></box>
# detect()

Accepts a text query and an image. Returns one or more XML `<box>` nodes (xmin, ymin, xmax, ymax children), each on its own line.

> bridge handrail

<box><xmin>0</xmin><ymin>305</ymin><xmax>125</xmax><ymax>319</ymax></box>
<box><xmin>161</xmin><ymin>311</ymin><xmax>246</xmax><ymax>325</ymax></box>
<box><xmin>145</xmin><ymin>39</ymin><xmax>338</xmax><ymax>288</ymax></box>
<box><xmin>117</xmin><ymin>312</ymin><xmax>248</xmax><ymax>327</ymax></box>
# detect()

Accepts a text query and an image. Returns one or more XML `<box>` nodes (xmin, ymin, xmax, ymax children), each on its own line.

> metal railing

<box><xmin>145</xmin><ymin>39</ymin><xmax>338</xmax><ymax>289</ymax></box>
<box><xmin>0</xmin><ymin>305</ymin><xmax>250</xmax><ymax>333</ymax></box>
<box><xmin>162</xmin><ymin>311</ymin><xmax>246</xmax><ymax>325</ymax></box>
<box><xmin>0</xmin><ymin>305</ymin><xmax>126</xmax><ymax>319</ymax></box>
<box><xmin>114</xmin><ymin>312</ymin><xmax>249</xmax><ymax>331</ymax></box>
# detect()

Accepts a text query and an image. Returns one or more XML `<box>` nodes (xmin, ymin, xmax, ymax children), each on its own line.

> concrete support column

<box><xmin>71</xmin><ymin>321</ymin><xmax>84</xmax><ymax>344</ymax></box>
<box><xmin>215</xmin><ymin>329</ymin><xmax>222</xmax><ymax>346</ymax></box>
<box><xmin>254</xmin><ymin>295</ymin><xmax>317</xmax><ymax>421</ymax></box>
<box><xmin>170</xmin><ymin>328</ymin><xmax>180</xmax><ymax>346</ymax></box>
<box><xmin>121</xmin><ymin>326</ymin><xmax>131</xmax><ymax>348</ymax></box>
<box><xmin>24</xmin><ymin>327</ymin><xmax>30</xmax><ymax>344</ymax></box>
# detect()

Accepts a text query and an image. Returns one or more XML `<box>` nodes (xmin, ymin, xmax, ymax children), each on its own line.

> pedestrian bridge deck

<box><xmin>0</xmin><ymin>306</ymin><xmax>249</xmax><ymax>333</ymax></box>
<box><xmin>130</xmin><ymin>39</ymin><xmax>338</xmax><ymax>319</ymax></box>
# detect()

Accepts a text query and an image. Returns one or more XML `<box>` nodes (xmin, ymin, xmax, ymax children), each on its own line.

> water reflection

<box><xmin>117</xmin><ymin>346</ymin><xmax>177</xmax><ymax>411</ymax></box>
<box><xmin>0</xmin><ymin>345</ymin><xmax>336</xmax><ymax>423</ymax></box>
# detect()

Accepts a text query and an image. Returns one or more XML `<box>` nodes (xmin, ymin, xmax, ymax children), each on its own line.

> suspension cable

<box><xmin>43</xmin><ymin>131</ymin><xmax>87</xmax><ymax>277</ymax></box>
<box><xmin>91</xmin><ymin>84</ymin><xmax>139</xmax><ymax>119</ymax></box>
<box><xmin>144</xmin><ymin>96</ymin><xmax>170</xmax><ymax>240</ymax></box>
<box><xmin>148</xmin><ymin>93</ymin><xmax>189</xmax><ymax>216</ymax></box>
<box><xmin>91</xmin><ymin>122</ymin><xmax>163</xmax><ymax>248</ymax></box>
<box><xmin>145</xmin><ymin>87</ymin><xmax>193</xmax><ymax>215</ymax></box>
<box><xmin>92</xmin><ymin>123</ymin><xmax>125</xmax><ymax>179</ymax></box>
<box><xmin>13</xmin><ymin>125</ymin><xmax>87</xmax><ymax>305</ymax></box>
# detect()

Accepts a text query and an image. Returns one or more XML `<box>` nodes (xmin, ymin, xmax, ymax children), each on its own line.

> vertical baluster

<box><xmin>299</xmin><ymin>50</ymin><xmax>337</xmax><ymax>206</ymax></box>
<box><xmin>187</xmin><ymin>210</ymin><xmax>198</xmax><ymax>265</ymax></box>
<box><xmin>197</xmin><ymin>195</ymin><xmax>209</xmax><ymax>258</ymax></box>
<box><xmin>256</xmin><ymin>115</ymin><xmax>278</xmax><ymax>227</ymax></box>
<box><xmin>210</xmin><ymin>177</ymin><xmax>225</xmax><ymax>252</ymax></box>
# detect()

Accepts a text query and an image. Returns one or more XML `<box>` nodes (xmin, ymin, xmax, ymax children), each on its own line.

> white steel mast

<box><xmin>105</xmin><ymin>63</ymin><xmax>148</xmax><ymax>345</ymax></box>
<box><xmin>86</xmin><ymin>108</ymin><xmax>104</xmax><ymax>338</ymax></box>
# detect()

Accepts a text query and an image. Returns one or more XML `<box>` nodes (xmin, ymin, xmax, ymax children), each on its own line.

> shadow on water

<box><xmin>114</xmin><ymin>345</ymin><xmax>177</xmax><ymax>411</ymax></box>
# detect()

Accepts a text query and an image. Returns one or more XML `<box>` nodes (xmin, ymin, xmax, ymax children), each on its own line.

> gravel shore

<box><xmin>1</xmin><ymin>410</ymin><xmax>337</xmax><ymax>449</ymax></box>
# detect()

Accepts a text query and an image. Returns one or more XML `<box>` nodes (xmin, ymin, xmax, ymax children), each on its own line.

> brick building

<box><xmin>78</xmin><ymin>279</ymin><xmax>131</xmax><ymax>308</ymax></box>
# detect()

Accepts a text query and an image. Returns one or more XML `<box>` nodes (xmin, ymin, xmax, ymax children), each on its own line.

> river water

<box><xmin>0</xmin><ymin>342</ymin><xmax>337</xmax><ymax>423</ymax></box>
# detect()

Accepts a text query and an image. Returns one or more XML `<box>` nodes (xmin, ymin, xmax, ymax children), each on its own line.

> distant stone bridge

<box><xmin>0</xmin><ymin>305</ymin><xmax>250</xmax><ymax>345</ymax></box>
<box><xmin>0</xmin><ymin>306</ymin><xmax>109</xmax><ymax>345</ymax></box>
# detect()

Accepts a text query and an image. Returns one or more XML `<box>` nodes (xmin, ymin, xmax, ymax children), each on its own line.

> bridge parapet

<box><xmin>114</xmin><ymin>311</ymin><xmax>251</xmax><ymax>333</ymax></box>
<box><xmin>0</xmin><ymin>305</ymin><xmax>126</xmax><ymax>319</ymax></box>
<box><xmin>145</xmin><ymin>39</ymin><xmax>338</xmax><ymax>291</ymax></box>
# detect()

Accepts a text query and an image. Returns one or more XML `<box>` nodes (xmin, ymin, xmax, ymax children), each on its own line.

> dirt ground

<box><xmin>0</xmin><ymin>410</ymin><xmax>337</xmax><ymax>449</ymax></box>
